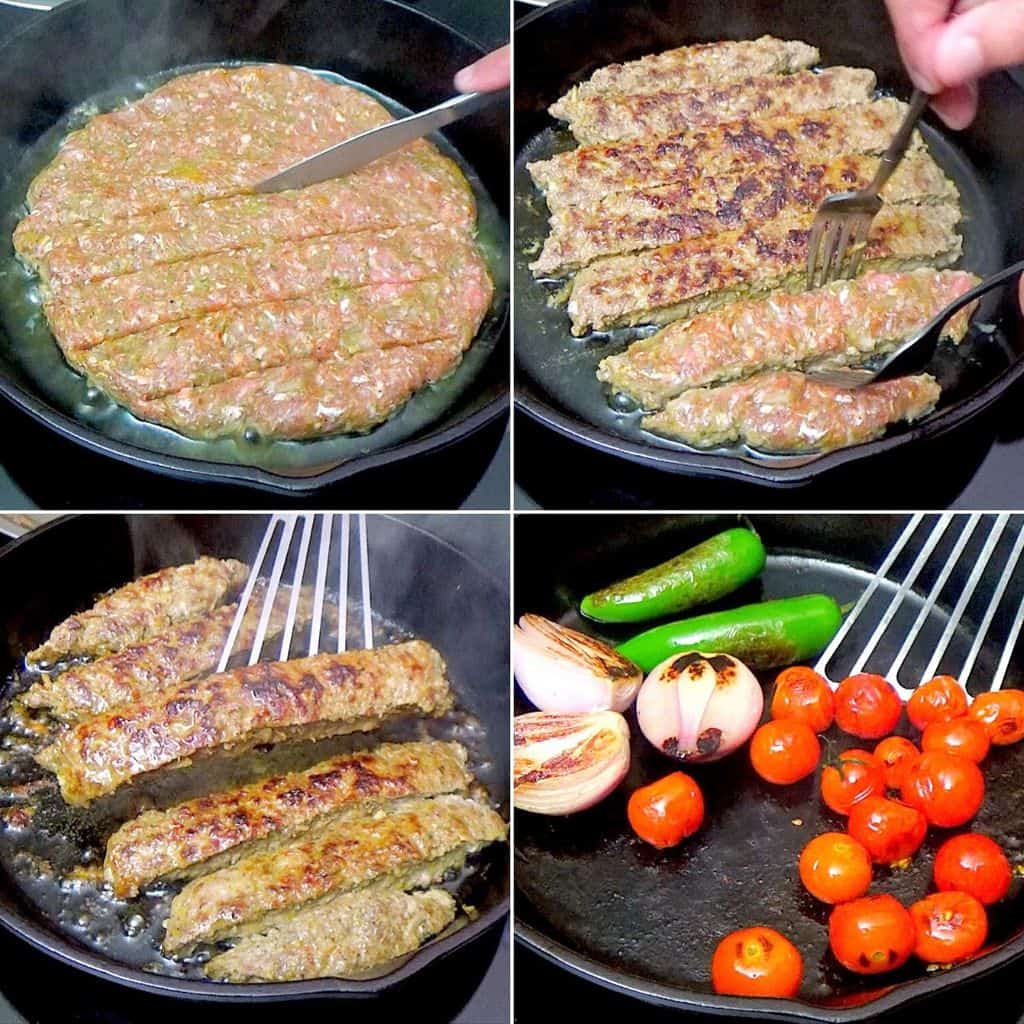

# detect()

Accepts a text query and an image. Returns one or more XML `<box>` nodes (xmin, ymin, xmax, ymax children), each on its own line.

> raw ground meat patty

<box><xmin>13</xmin><ymin>64</ymin><xmax>493</xmax><ymax>441</ymax></box>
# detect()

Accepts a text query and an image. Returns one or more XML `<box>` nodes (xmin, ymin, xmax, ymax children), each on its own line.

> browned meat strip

<box><xmin>27</xmin><ymin>557</ymin><xmax>248</xmax><ymax>665</ymax></box>
<box><xmin>642</xmin><ymin>371</ymin><xmax>941</xmax><ymax>452</ymax></box>
<box><xmin>598</xmin><ymin>269</ymin><xmax>978</xmax><ymax>408</ymax></box>
<box><xmin>104</xmin><ymin>740</ymin><xmax>471</xmax><ymax>897</ymax></box>
<box><xmin>35</xmin><ymin>640</ymin><xmax>452</xmax><ymax>805</ymax></box>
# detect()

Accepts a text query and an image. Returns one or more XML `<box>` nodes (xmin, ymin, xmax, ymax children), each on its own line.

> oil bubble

<box><xmin>608</xmin><ymin>391</ymin><xmax>638</xmax><ymax>414</ymax></box>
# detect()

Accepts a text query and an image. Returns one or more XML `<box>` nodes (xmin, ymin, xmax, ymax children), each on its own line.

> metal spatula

<box><xmin>814</xmin><ymin>512</ymin><xmax>1024</xmax><ymax>700</ymax></box>
<box><xmin>217</xmin><ymin>512</ymin><xmax>372</xmax><ymax>671</ymax></box>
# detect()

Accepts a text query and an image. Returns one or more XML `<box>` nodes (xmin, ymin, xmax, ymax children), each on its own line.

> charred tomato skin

<box><xmin>834</xmin><ymin>674</ymin><xmax>903</xmax><ymax>739</ymax></box>
<box><xmin>828</xmin><ymin>894</ymin><xmax>916</xmax><ymax>975</ymax></box>
<box><xmin>771</xmin><ymin>666</ymin><xmax>835</xmax><ymax>733</ymax></box>
<box><xmin>907</xmin><ymin>676</ymin><xmax>969</xmax><ymax>731</ymax></box>
<box><xmin>874</xmin><ymin>736</ymin><xmax>921</xmax><ymax>791</ymax></box>
<box><xmin>627</xmin><ymin>771</ymin><xmax>704</xmax><ymax>849</ymax></box>
<box><xmin>847</xmin><ymin>795</ymin><xmax>928</xmax><ymax>864</ymax></box>
<box><xmin>820</xmin><ymin>748</ymin><xmax>886</xmax><ymax>816</ymax></box>
<box><xmin>967</xmin><ymin>690</ymin><xmax>1024</xmax><ymax>746</ymax></box>
<box><xmin>711</xmin><ymin>926</ymin><xmax>803</xmax><ymax>997</ymax></box>
<box><xmin>749</xmin><ymin>719</ymin><xmax>821</xmax><ymax>785</ymax></box>
<box><xmin>900</xmin><ymin>751</ymin><xmax>985</xmax><ymax>828</ymax></box>
<box><xmin>933</xmin><ymin>833</ymin><xmax>1012</xmax><ymax>906</ymax></box>
<box><xmin>798</xmin><ymin>832</ymin><xmax>872</xmax><ymax>904</ymax></box>
<box><xmin>921</xmin><ymin>718</ymin><xmax>990</xmax><ymax>764</ymax></box>
<box><xmin>910</xmin><ymin>891</ymin><xmax>988</xmax><ymax>964</ymax></box>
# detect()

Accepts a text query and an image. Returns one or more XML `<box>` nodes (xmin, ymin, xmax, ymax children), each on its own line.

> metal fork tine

<box><xmin>814</xmin><ymin>512</ymin><xmax>926</xmax><ymax>681</ymax></box>
<box><xmin>838</xmin><ymin>216</ymin><xmax>868</xmax><ymax>281</ymax></box>
<box><xmin>308</xmin><ymin>513</ymin><xmax>332</xmax><ymax>657</ymax></box>
<box><xmin>959</xmin><ymin>518</ymin><xmax>1024</xmax><ymax>689</ymax></box>
<box><xmin>817</xmin><ymin>219</ymin><xmax>842</xmax><ymax>290</ymax></box>
<box><xmin>828</xmin><ymin>219</ymin><xmax>856</xmax><ymax>284</ymax></box>
<box><xmin>806</xmin><ymin>216</ymin><xmax>827</xmax><ymax>290</ymax></box>
<box><xmin>279</xmin><ymin>514</ymin><xmax>315</xmax><ymax>662</ymax></box>
<box><xmin>337</xmin><ymin>513</ymin><xmax>350</xmax><ymax>654</ymax></box>
<box><xmin>920</xmin><ymin>514</ymin><xmax>1011</xmax><ymax>683</ymax></box>
<box><xmin>885</xmin><ymin>513</ymin><xmax>980</xmax><ymax>684</ymax></box>
<box><xmin>992</xmin><ymin>576</ymin><xmax>1024</xmax><ymax>693</ymax></box>
<box><xmin>248</xmin><ymin>514</ymin><xmax>297</xmax><ymax>666</ymax></box>
<box><xmin>359</xmin><ymin>513</ymin><xmax>373</xmax><ymax>650</ymax></box>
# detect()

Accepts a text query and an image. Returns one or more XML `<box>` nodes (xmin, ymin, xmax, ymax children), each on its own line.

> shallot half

<box><xmin>636</xmin><ymin>651</ymin><xmax>763</xmax><ymax>762</ymax></box>
<box><xmin>514</xmin><ymin>614</ymin><xmax>642</xmax><ymax>713</ymax></box>
<box><xmin>514</xmin><ymin>710</ymin><xmax>631</xmax><ymax>815</ymax></box>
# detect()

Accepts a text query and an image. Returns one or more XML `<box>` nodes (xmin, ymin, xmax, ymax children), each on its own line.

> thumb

<box><xmin>454</xmin><ymin>45</ymin><xmax>510</xmax><ymax>93</ymax></box>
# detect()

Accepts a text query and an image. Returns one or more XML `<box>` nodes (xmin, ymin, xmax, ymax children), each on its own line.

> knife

<box><xmin>254</xmin><ymin>86</ymin><xmax>508</xmax><ymax>193</ymax></box>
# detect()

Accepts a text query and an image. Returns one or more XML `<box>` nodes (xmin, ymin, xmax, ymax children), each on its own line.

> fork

<box><xmin>805</xmin><ymin>88</ymin><xmax>929</xmax><ymax>290</ymax></box>
<box><xmin>216</xmin><ymin>512</ymin><xmax>373</xmax><ymax>672</ymax></box>
<box><xmin>804</xmin><ymin>258</ymin><xmax>1024</xmax><ymax>389</ymax></box>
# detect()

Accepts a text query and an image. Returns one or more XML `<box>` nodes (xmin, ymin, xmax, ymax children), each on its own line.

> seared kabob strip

<box><xmin>105</xmin><ymin>740</ymin><xmax>472</xmax><ymax>897</ymax></box>
<box><xmin>131</xmin><ymin>336</ymin><xmax>475</xmax><ymax>440</ymax></box>
<box><xmin>23</xmin><ymin>583</ymin><xmax>320</xmax><ymax>722</ymax></box>
<box><xmin>27</xmin><ymin>556</ymin><xmax>248</xmax><ymax>666</ymax></box>
<box><xmin>71</xmin><ymin>260</ymin><xmax>493</xmax><ymax>406</ymax></box>
<box><xmin>599</xmin><ymin>269</ymin><xmax>978</xmax><ymax>408</ymax></box>
<box><xmin>20</xmin><ymin>152</ymin><xmax>475</xmax><ymax>288</ymax></box>
<box><xmin>35</xmin><ymin>640</ymin><xmax>452</xmax><ymax>806</ymax></box>
<box><xmin>46</xmin><ymin>223</ymin><xmax>480</xmax><ymax>352</ymax></box>
<box><xmin>643</xmin><ymin>371</ymin><xmax>941</xmax><ymax>452</ymax></box>
<box><xmin>24</xmin><ymin>65</ymin><xmax>394</xmax><ymax>229</ymax></box>
<box><xmin>549</xmin><ymin>36</ymin><xmax>819</xmax><ymax>116</ymax></box>
<box><xmin>205</xmin><ymin>888</ymin><xmax>457</xmax><ymax>982</ymax></box>
<box><xmin>557</xmin><ymin>66</ymin><xmax>876</xmax><ymax>144</ymax></box>
<box><xmin>530</xmin><ymin>98</ymin><xmax>920</xmax><ymax>212</ymax></box>
<box><xmin>532</xmin><ymin>149</ymin><xmax>956</xmax><ymax>275</ymax></box>
<box><xmin>568</xmin><ymin>201</ymin><xmax>962</xmax><ymax>334</ymax></box>
<box><xmin>163</xmin><ymin>793</ymin><xmax>506</xmax><ymax>953</ymax></box>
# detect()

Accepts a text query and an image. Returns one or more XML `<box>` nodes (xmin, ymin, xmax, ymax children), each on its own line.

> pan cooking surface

<box><xmin>516</xmin><ymin>543</ymin><xmax>1024</xmax><ymax>1014</ymax></box>
<box><xmin>0</xmin><ymin>62</ymin><xmax>509</xmax><ymax>477</ymax></box>
<box><xmin>514</xmin><ymin>87</ymin><xmax>1013</xmax><ymax>475</ymax></box>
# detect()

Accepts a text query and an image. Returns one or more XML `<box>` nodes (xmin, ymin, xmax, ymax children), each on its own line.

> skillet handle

<box><xmin>0</xmin><ymin>1</ymin><xmax>56</xmax><ymax>8</ymax></box>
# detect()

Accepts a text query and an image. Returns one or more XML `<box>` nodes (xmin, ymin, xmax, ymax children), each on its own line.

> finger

<box><xmin>929</xmin><ymin>80</ymin><xmax>979</xmax><ymax>128</ymax></box>
<box><xmin>454</xmin><ymin>44</ymin><xmax>510</xmax><ymax>93</ymax></box>
<box><xmin>884</xmin><ymin>0</ymin><xmax>954</xmax><ymax>91</ymax></box>
<box><xmin>933</xmin><ymin>0</ymin><xmax>1024</xmax><ymax>87</ymax></box>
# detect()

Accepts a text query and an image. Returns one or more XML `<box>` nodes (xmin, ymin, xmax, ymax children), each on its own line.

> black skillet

<box><xmin>0</xmin><ymin>0</ymin><xmax>509</xmax><ymax>497</ymax></box>
<box><xmin>513</xmin><ymin>0</ymin><xmax>1024</xmax><ymax>487</ymax></box>
<box><xmin>0</xmin><ymin>514</ymin><xmax>509</xmax><ymax>1001</ymax></box>
<box><xmin>515</xmin><ymin>513</ymin><xmax>1024</xmax><ymax>1021</ymax></box>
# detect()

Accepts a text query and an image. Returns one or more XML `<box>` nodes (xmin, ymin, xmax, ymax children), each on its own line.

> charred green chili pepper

<box><xmin>616</xmin><ymin>594</ymin><xmax>842</xmax><ymax>672</ymax></box>
<box><xmin>580</xmin><ymin>527</ymin><xmax>766</xmax><ymax>624</ymax></box>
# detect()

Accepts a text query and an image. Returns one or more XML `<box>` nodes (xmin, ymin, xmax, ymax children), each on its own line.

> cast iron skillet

<box><xmin>515</xmin><ymin>513</ymin><xmax>1024</xmax><ymax>1021</ymax></box>
<box><xmin>0</xmin><ymin>0</ymin><xmax>509</xmax><ymax>497</ymax></box>
<box><xmin>0</xmin><ymin>514</ymin><xmax>509</xmax><ymax>1001</ymax></box>
<box><xmin>514</xmin><ymin>0</ymin><xmax>1024</xmax><ymax>487</ymax></box>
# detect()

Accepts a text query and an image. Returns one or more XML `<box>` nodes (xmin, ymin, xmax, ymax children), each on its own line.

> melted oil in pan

<box><xmin>0</xmin><ymin>61</ymin><xmax>509</xmax><ymax>476</ymax></box>
<box><xmin>0</xmin><ymin>601</ymin><xmax>504</xmax><ymax>983</ymax></box>
<box><xmin>514</xmin><ymin>95</ymin><xmax>1011</xmax><ymax>470</ymax></box>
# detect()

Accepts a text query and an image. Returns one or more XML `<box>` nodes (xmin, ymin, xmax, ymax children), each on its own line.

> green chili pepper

<box><xmin>616</xmin><ymin>594</ymin><xmax>843</xmax><ymax>672</ymax></box>
<box><xmin>579</xmin><ymin>527</ymin><xmax>766</xmax><ymax>624</ymax></box>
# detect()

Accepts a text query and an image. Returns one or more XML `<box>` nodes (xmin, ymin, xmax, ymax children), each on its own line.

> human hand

<box><xmin>885</xmin><ymin>0</ymin><xmax>1024</xmax><ymax>129</ymax></box>
<box><xmin>454</xmin><ymin>44</ymin><xmax>510</xmax><ymax>92</ymax></box>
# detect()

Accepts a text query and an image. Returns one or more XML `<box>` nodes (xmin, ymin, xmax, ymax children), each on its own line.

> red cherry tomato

<box><xmin>967</xmin><ymin>690</ymin><xmax>1024</xmax><ymax>746</ymax></box>
<box><xmin>934</xmin><ymin>833</ymin><xmax>1012</xmax><ymax>906</ymax></box>
<box><xmin>873</xmin><ymin>736</ymin><xmax>921</xmax><ymax>791</ymax></box>
<box><xmin>921</xmin><ymin>718</ymin><xmax>990</xmax><ymax>764</ymax></box>
<box><xmin>627</xmin><ymin>772</ymin><xmax>704</xmax><ymax>849</ymax></box>
<box><xmin>798</xmin><ymin>832</ymin><xmax>872</xmax><ymax>905</ymax></box>
<box><xmin>711</xmin><ymin>926</ymin><xmax>803</xmax><ymax>997</ymax></box>
<box><xmin>910</xmin><ymin>891</ymin><xmax>988</xmax><ymax>964</ymax></box>
<box><xmin>771</xmin><ymin>666</ymin><xmax>835</xmax><ymax>733</ymax></box>
<box><xmin>900</xmin><ymin>751</ymin><xmax>985</xmax><ymax>828</ymax></box>
<box><xmin>749</xmin><ymin>720</ymin><xmax>821</xmax><ymax>786</ymax></box>
<box><xmin>907</xmin><ymin>676</ymin><xmax>969</xmax><ymax>731</ymax></box>
<box><xmin>847</xmin><ymin>795</ymin><xmax>927</xmax><ymax>865</ymax></box>
<box><xmin>834</xmin><ymin>674</ymin><xmax>903</xmax><ymax>739</ymax></box>
<box><xmin>828</xmin><ymin>894</ymin><xmax>915</xmax><ymax>975</ymax></box>
<box><xmin>820</xmin><ymin>748</ymin><xmax>886</xmax><ymax>816</ymax></box>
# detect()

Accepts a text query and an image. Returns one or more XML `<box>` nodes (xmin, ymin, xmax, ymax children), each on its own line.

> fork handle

<box><xmin>866</xmin><ymin>88</ymin><xmax>930</xmax><ymax>198</ymax></box>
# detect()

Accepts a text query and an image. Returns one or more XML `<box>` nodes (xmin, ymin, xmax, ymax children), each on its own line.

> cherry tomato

<box><xmin>921</xmin><ymin>718</ymin><xmax>990</xmax><ymax>764</ymax></box>
<box><xmin>934</xmin><ymin>833</ymin><xmax>1012</xmax><ymax>906</ymax></box>
<box><xmin>910</xmin><ymin>891</ymin><xmax>988</xmax><ymax>964</ymax></box>
<box><xmin>873</xmin><ymin>736</ymin><xmax>921</xmax><ymax>791</ymax></box>
<box><xmin>627</xmin><ymin>771</ymin><xmax>704</xmax><ymax>849</ymax></box>
<box><xmin>834</xmin><ymin>674</ymin><xmax>903</xmax><ymax>739</ymax></box>
<box><xmin>828</xmin><ymin>894</ymin><xmax>915</xmax><ymax>975</ymax></box>
<box><xmin>900</xmin><ymin>751</ymin><xmax>985</xmax><ymax>828</ymax></box>
<box><xmin>967</xmin><ymin>690</ymin><xmax>1024</xmax><ymax>746</ymax></box>
<box><xmin>847</xmin><ymin>795</ymin><xmax>927</xmax><ymax>864</ymax></box>
<box><xmin>798</xmin><ymin>832</ymin><xmax>872</xmax><ymax>905</ymax></box>
<box><xmin>820</xmin><ymin>748</ymin><xmax>886</xmax><ymax>816</ymax></box>
<box><xmin>749</xmin><ymin>720</ymin><xmax>821</xmax><ymax>786</ymax></box>
<box><xmin>711</xmin><ymin>926</ymin><xmax>803</xmax><ymax>997</ymax></box>
<box><xmin>771</xmin><ymin>666</ymin><xmax>835</xmax><ymax>733</ymax></box>
<box><xmin>907</xmin><ymin>675</ymin><xmax>969</xmax><ymax>731</ymax></box>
